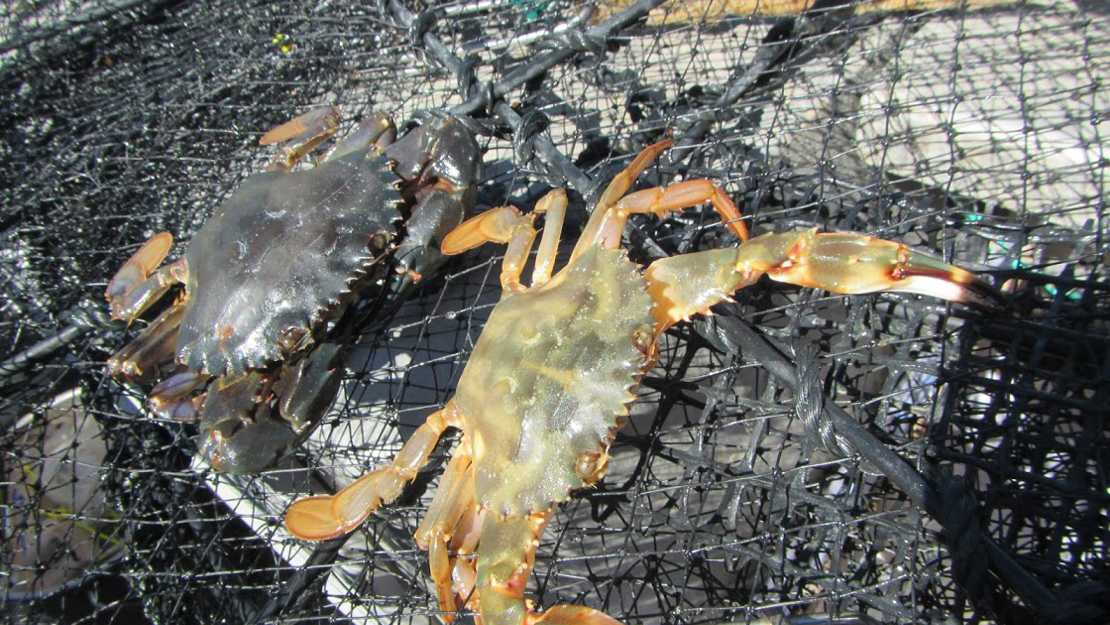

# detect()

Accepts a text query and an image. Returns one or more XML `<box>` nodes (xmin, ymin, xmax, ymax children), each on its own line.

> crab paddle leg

<box><xmin>285</xmin><ymin>402</ymin><xmax>462</xmax><ymax>541</ymax></box>
<box><xmin>105</xmin><ymin>232</ymin><xmax>180</xmax><ymax>321</ymax></box>
<box><xmin>442</xmin><ymin>206</ymin><xmax>540</xmax><ymax>293</ymax></box>
<box><xmin>259</xmin><ymin>106</ymin><xmax>340</xmax><ymax>171</ymax></box>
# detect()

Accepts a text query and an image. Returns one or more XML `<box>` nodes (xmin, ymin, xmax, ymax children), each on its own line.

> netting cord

<box><xmin>0</xmin><ymin>0</ymin><xmax>174</xmax><ymax>55</ymax></box>
<box><xmin>0</xmin><ymin>300</ymin><xmax>111</xmax><ymax>386</ymax></box>
<box><xmin>791</xmin><ymin>338</ymin><xmax>846</xmax><ymax>457</ymax></box>
<box><xmin>251</xmin><ymin>536</ymin><xmax>347</xmax><ymax>623</ymax></box>
<box><xmin>393</xmin><ymin>0</ymin><xmax>596</xmax><ymax>193</ymax></box>
<box><xmin>437</xmin><ymin>0</ymin><xmax>672</xmax><ymax>119</ymax></box>
<box><xmin>694</xmin><ymin>314</ymin><xmax>1066</xmax><ymax>621</ymax></box>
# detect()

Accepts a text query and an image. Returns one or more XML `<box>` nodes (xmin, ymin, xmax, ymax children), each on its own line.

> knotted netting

<box><xmin>1</xmin><ymin>1</ymin><xmax>1106</xmax><ymax>624</ymax></box>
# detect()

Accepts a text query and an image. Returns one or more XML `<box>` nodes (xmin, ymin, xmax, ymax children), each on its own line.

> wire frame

<box><xmin>1</xmin><ymin>1</ymin><xmax>1106</xmax><ymax>624</ymax></box>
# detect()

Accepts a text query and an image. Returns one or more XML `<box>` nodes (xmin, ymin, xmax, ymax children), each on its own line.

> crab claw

<box><xmin>746</xmin><ymin>230</ymin><xmax>1005</xmax><ymax>310</ymax></box>
<box><xmin>199</xmin><ymin>344</ymin><xmax>345</xmax><ymax>474</ymax></box>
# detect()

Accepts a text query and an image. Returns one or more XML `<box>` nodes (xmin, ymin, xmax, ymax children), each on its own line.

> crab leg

<box><xmin>107</xmin><ymin>300</ymin><xmax>185</xmax><ymax>382</ymax></box>
<box><xmin>260</xmin><ymin>106</ymin><xmax>341</xmax><ymax>171</ymax></box>
<box><xmin>571</xmin><ymin>139</ymin><xmax>748</xmax><ymax>259</ymax></box>
<box><xmin>646</xmin><ymin>228</ymin><xmax>1003</xmax><ymax>336</ymax></box>
<box><xmin>105</xmin><ymin>232</ymin><xmax>181</xmax><ymax>321</ymax></box>
<box><xmin>530</xmin><ymin>189</ymin><xmax>567</xmax><ymax>287</ymax></box>
<box><xmin>285</xmin><ymin>401</ymin><xmax>462</xmax><ymax>541</ymax></box>
<box><xmin>149</xmin><ymin>370</ymin><xmax>210</xmax><ymax>421</ymax></box>
<box><xmin>442</xmin><ymin>206</ymin><xmax>539</xmax><ymax>293</ymax></box>
<box><xmin>414</xmin><ymin>448</ymin><xmax>476</xmax><ymax>622</ymax></box>
<box><xmin>474</xmin><ymin>511</ymin><xmax>624</xmax><ymax>625</ymax></box>
<box><xmin>442</xmin><ymin>188</ymin><xmax>568</xmax><ymax>291</ymax></box>
<box><xmin>321</xmin><ymin>112</ymin><xmax>396</xmax><ymax>162</ymax></box>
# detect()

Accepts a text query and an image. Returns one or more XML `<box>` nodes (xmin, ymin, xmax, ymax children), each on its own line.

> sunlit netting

<box><xmin>1</xmin><ymin>1</ymin><xmax>1106</xmax><ymax>624</ymax></box>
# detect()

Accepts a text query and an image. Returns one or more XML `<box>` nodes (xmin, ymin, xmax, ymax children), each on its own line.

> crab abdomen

<box><xmin>456</xmin><ymin>246</ymin><xmax>655</xmax><ymax>516</ymax></box>
<box><xmin>178</xmin><ymin>150</ymin><xmax>400</xmax><ymax>376</ymax></box>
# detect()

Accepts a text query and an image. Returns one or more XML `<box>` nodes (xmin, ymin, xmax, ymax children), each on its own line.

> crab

<box><xmin>284</xmin><ymin>139</ymin><xmax>1000</xmax><ymax>625</ymax></box>
<box><xmin>105</xmin><ymin>107</ymin><xmax>480</xmax><ymax>474</ymax></box>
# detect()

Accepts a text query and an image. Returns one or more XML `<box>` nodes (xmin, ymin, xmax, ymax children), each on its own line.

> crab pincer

<box><xmin>285</xmin><ymin>139</ymin><xmax>1001</xmax><ymax>625</ymax></box>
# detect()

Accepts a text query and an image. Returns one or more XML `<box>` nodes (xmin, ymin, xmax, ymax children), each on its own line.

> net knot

<box><xmin>793</xmin><ymin>338</ymin><xmax>848</xmax><ymax>457</ymax></box>
<box><xmin>407</xmin><ymin>8</ymin><xmax>436</xmax><ymax>49</ymax></box>
<box><xmin>512</xmin><ymin>109</ymin><xmax>550</xmax><ymax>174</ymax></box>
<box><xmin>545</xmin><ymin>27</ymin><xmax>605</xmax><ymax>56</ymax></box>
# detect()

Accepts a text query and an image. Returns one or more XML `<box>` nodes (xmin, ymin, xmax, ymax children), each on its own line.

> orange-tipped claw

<box><xmin>792</xmin><ymin>232</ymin><xmax>1005</xmax><ymax>310</ymax></box>
<box><xmin>883</xmin><ymin>248</ymin><xmax>1006</xmax><ymax>310</ymax></box>
<box><xmin>733</xmin><ymin>230</ymin><xmax>1006</xmax><ymax>311</ymax></box>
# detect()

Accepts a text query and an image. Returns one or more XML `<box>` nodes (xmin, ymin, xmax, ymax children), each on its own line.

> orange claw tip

<box><xmin>894</xmin><ymin>259</ymin><xmax>1008</xmax><ymax>311</ymax></box>
<box><xmin>284</xmin><ymin>495</ymin><xmax>350</xmax><ymax>541</ymax></box>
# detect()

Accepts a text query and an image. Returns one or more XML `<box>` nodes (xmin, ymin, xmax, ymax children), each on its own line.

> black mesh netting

<box><xmin>1</xmin><ymin>1</ymin><xmax>1107</xmax><ymax>624</ymax></box>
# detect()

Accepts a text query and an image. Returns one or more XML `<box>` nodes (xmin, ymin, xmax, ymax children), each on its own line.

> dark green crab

<box><xmin>106</xmin><ymin>107</ymin><xmax>480</xmax><ymax>473</ymax></box>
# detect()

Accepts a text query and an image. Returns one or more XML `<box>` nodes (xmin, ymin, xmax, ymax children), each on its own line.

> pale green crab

<box><xmin>285</xmin><ymin>139</ymin><xmax>1000</xmax><ymax>625</ymax></box>
<box><xmin>105</xmin><ymin>107</ymin><xmax>479</xmax><ymax>473</ymax></box>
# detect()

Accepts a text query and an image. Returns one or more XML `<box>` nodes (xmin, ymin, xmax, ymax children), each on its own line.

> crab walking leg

<box><xmin>572</xmin><ymin>139</ymin><xmax>749</xmax><ymax>258</ymax></box>
<box><xmin>500</xmin><ymin>215</ymin><xmax>540</xmax><ymax>293</ymax></box>
<box><xmin>107</xmin><ymin>300</ymin><xmax>186</xmax><ymax>382</ymax></box>
<box><xmin>413</xmin><ymin>449</ymin><xmax>477</xmax><ymax>621</ymax></box>
<box><xmin>609</xmin><ymin>178</ymin><xmax>749</xmax><ymax>243</ymax></box>
<box><xmin>321</xmin><ymin>112</ymin><xmax>396</xmax><ymax>162</ymax></box>
<box><xmin>148</xmin><ymin>370</ymin><xmax>210</xmax><ymax>421</ymax></box>
<box><xmin>573</xmin><ymin>139</ymin><xmax>674</xmax><ymax>259</ymax></box>
<box><xmin>475</xmin><ymin>511</ymin><xmax>624</xmax><ymax>625</ymax></box>
<box><xmin>285</xmin><ymin>402</ymin><xmax>462</xmax><ymax>541</ymax></box>
<box><xmin>105</xmin><ymin>233</ymin><xmax>182</xmax><ymax>321</ymax></box>
<box><xmin>646</xmin><ymin>228</ymin><xmax>1002</xmax><ymax>335</ymax></box>
<box><xmin>530</xmin><ymin>189</ymin><xmax>568</xmax><ymax>287</ymax></box>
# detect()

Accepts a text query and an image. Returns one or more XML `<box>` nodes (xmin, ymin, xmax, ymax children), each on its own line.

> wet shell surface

<box><xmin>455</xmin><ymin>246</ymin><xmax>655</xmax><ymax>516</ymax></box>
<box><xmin>178</xmin><ymin>151</ymin><xmax>400</xmax><ymax>376</ymax></box>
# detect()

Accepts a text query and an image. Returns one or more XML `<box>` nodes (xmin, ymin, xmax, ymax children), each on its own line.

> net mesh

<box><xmin>1</xmin><ymin>1</ymin><xmax>1106</xmax><ymax>624</ymax></box>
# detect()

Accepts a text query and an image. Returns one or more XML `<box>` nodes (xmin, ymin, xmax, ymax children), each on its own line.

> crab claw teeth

<box><xmin>771</xmin><ymin>232</ymin><xmax>1007</xmax><ymax>311</ymax></box>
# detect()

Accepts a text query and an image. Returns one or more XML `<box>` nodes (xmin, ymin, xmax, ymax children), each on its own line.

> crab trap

<box><xmin>1</xmin><ymin>1</ymin><xmax>1107</xmax><ymax>624</ymax></box>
